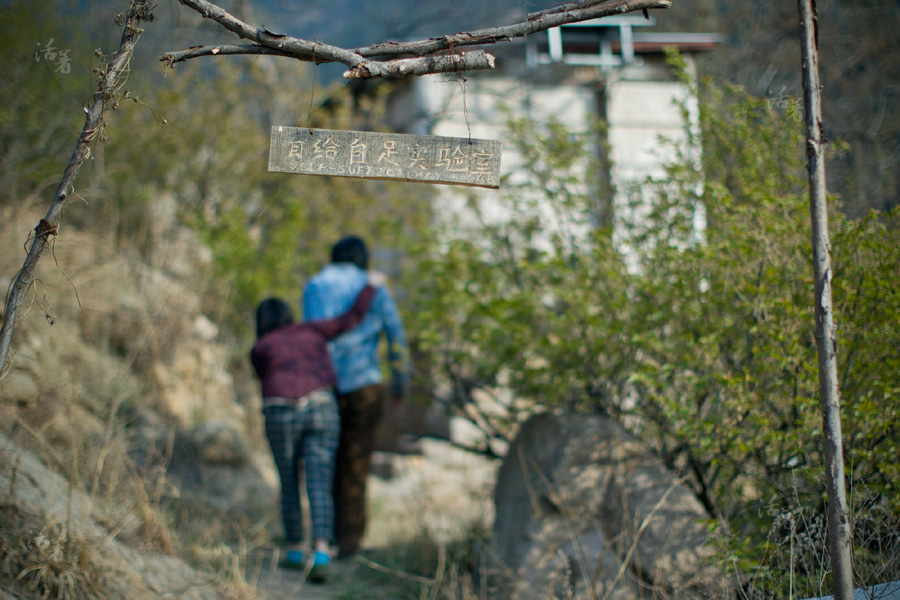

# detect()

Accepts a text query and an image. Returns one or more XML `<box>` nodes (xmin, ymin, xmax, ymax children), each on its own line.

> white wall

<box><xmin>396</xmin><ymin>52</ymin><xmax>705</xmax><ymax>264</ymax></box>
<box><xmin>605</xmin><ymin>77</ymin><xmax>704</xmax><ymax>271</ymax></box>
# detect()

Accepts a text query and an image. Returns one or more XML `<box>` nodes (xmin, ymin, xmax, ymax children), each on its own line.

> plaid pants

<box><xmin>264</xmin><ymin>389</ymin><xmax>340</xmax><ymax>543</ymax></box>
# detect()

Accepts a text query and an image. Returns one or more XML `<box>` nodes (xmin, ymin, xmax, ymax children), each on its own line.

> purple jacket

<box><xmin>250</xmin><ymin>285</ymin><xmax>375</xmax><ymax>405</ymax></box>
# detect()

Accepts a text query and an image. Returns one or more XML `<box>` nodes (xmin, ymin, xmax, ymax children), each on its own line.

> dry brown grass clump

<box><xmin>0</xmin><ymin>499</ymin><xmax>105</xmax><ymax>600</ymax></box>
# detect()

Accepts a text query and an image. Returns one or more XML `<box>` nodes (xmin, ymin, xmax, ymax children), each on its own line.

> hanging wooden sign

<box><xmin>268</xmin><ymin>127</ymin><xmax>502</xmax><ymax>189</ymax></box>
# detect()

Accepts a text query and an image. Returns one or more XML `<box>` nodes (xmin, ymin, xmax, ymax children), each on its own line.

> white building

<box><xmin>384</xmin><ymin>17</ymin><xmax>720</xmax><ymax>269</ymax></box>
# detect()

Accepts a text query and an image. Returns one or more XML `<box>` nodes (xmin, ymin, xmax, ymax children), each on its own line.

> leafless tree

<box><xmin>797</xmin><ymin>0</ymin><xmax>854</xmax><ymax>597</ymax></box>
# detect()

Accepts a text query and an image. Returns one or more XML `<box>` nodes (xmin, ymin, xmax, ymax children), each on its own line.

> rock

<box><xmin>165</xmin><ymin>423</ymin><xmax>277</xmax><ymax>522</ymax></box>
<box><xmin>0</xmin><ymin>369</ymin><xmax>38</xmax><ymax>406</ymax></box>
<box><xmin>370</xmin><ymin>451</ymin><xmax>396</xmax><ymax>479</ymax></box>
<box><xmin>802</xmin><ymin>580</ymin><xmax>900</xmax><ymax>600</ymax></box>
<box><xmin>0</xmin><ymin>206</ymin><xmax>263</xmax><ymax>599</ymax></box>
<box><xmin>148</xmin><ymin>340</ymin><xmax>241</xmax><ymax>429</ymax></box>
<box><xmin>188</xmin><ymin>421</ymin><xmax>249</xmax><ymax>466</ymax></box>
<box><xmin>367</xmin><ymin>436</ymin><xmax>498</xmax><ymax>548</ymax></box>
<box><xmin>492</xmin><ymin>412</ymin><xmax>726</xmax><ymax>600</ymax></box>
<box><xmin>192</xmin><ymin>315</ymin><xmax>219</xmax><ymax>342</ymax></box>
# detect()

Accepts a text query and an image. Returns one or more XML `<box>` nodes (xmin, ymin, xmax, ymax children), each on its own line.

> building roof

<box><xmin>525</xmin><ymin>17</ymin><xmax>721</xmax><ymax>68</ymax></box>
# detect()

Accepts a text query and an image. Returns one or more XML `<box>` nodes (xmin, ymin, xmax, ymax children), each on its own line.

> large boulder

<box><xmin>493</xmin><ymin>412</ymin><xmax>726</xmax><ymax>600</ymax></box>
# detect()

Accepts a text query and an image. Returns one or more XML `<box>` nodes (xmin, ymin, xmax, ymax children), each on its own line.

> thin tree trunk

<box><xmin>796</xmin><ymin>0</ymin><xmax>854</xmax><ymax>597</ymax></box>
<box><xmin>0</xmin><ymin>1</ymin><xmax>155</xmax><ymax>392</ymax></box>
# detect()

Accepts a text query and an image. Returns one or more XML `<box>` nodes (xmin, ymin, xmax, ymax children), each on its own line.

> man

<box><xmin>302</xmin><ymin>235</ymin><xmax>409</xmax><ymax>558</ymax></box>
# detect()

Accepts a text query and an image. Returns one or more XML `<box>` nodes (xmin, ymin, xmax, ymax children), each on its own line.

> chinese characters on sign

<box><xmin>35</xmin><ymin>38</ymin><xmax>72</xmax><ymax>74</ymax></box>
<box><xmin>268</xmin><ymin>127</ymin><xmax>502</xmax><ymax>189</ymax></box>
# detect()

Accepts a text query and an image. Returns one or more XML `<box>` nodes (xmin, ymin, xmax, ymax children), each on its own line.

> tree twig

<box><xmin>0</xmin><ymin>1</ymin><xmax>156</xmax><ymax>391</ymax></box>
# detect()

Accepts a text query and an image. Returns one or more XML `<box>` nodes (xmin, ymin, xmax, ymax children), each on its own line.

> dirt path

<box><xmin>247</xmin><ymin>434</ymin><xmax>499</xmax><ymax>599</ymax></box>
<box><xmin>245</xmin><ymin>546</ymin><xmax>383</xmax><ymax>600</ymax></box>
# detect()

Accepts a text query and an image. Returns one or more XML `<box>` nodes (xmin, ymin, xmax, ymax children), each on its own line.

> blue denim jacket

<box><xmin>302</xmin><ymin>263</ymin><xmax>408</xmax><ymax>394</ymax></box>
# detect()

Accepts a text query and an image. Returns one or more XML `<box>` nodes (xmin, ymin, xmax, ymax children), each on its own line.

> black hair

<box><xmin>331</xmin><ymin>235</ymin><xmax>369</xmax><ymax>269</ymax></box>
<box><xmin>255</xmin><ymin>297</ymin><xmax>294</xmax><ymax>338</ymax></box>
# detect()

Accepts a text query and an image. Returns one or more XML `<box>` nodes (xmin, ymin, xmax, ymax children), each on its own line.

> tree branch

<box><xmin>163</xmin><ymin>45</ymin><xmax>498</xmax><ymax>80</ymax></box>
<box><xmin>162</xmin><ymin>0</ymin><xmax>364</xmax><ymax>67</ymax></box>
<box><xmin>527</xmin><ymin>0</ymin><xmax>633</xmax><ymax>20</ymax></box>
<box><xmin>0</xmin><ymin>1</ymin><xmax>155</xmax><ymax>389</ymax></box>
<box><xmin>161</xmin><ymin>0</ymin><xmax>672</xmax><ymax>79</ymax></box>
<box><xmin>344</xmin><ymin>51</ymin><xmax>496</xmax><ymax>80</ymax></box>
<box><xmin>354</xmin><ymin>0</ymin><xmax>670</xmax><ymax>57</ymax></box>
<box><xmin>161</xmin><ymin>43</ymin><xmax>299</xmax><ymax>65</ymax></box>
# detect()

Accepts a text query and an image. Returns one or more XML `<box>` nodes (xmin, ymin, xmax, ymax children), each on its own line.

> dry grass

<box><xmin>1</xmin><ymin>208</ymin><xmax>265</xmax><ymax>600</ymax></box>
<box><xmin>745</xmin><ymin>498</ymin><xmax>900</xmax><ymax>600</ymax></box>
<box><xmin>0</xmin><ymin>500</ymin><xmax>104</xmax><ymax>600</ymax></box>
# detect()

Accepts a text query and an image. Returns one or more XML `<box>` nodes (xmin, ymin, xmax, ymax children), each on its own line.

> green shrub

<box><xmin>408</xmin><ymin>75</ymin><xmax>900</xmax><ymax>596</ymax></box>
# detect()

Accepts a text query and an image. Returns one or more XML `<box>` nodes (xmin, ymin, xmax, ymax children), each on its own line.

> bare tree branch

<box><xmin>161</xmin><ymin>0</ymin><xmax>671</xmax><ymax>79</ymax></box>
<box><xmin>527</xmin><ymin>0</ymin><xmax>631</xmax><ymax>19</ymax></box>
<box><xmin>352</xmin><ymin>0</ymin><xmax>670</xmax><ymax>57</ymax></box>
<box><xmin>344</xmin><ymin>51</ymin><xmax>496</xmax><ymax>80</ymax></box>
<box><xmin>161</xmin><ymin>43</ymin><xmax>298</xmax><ymax>64</ymax></box>
<box><xmin>161</xmin><ymin>0</ymin><xmax>364</xmax><ymax>67</ymax></box>
<box><xmin>163</xmin><ymin>45</ymin><xmax>497</xmax><ymax>80</ymax></box>
<box><xmin>0</xmin><ymin>1</ymin><xmax>156</xmax><ymax>388</ymax></box>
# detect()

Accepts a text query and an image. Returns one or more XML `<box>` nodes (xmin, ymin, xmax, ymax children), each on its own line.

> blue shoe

<box><xmin>308</xmin><ymin>551</ymin><xmax>330</xmax><ymax>583</ymax></box>
<box><xmin>278</xmin><ymin>549</ymin><xmax>305</xmax><ymax>570</ymax></box>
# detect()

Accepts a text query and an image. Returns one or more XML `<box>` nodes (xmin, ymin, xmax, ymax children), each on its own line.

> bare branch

<box><xmin>0</xmin><ymin>0</ymin><xmax>155</xmax><ymax>386</ymax></box>
<box><xmin>343</xmin><ymin>51</ymin><xmax>496</xmax><ymax>80</ymax></box>
<box><xmin>355</xmin><ymin>0</ymin><xmax>671</xmax><ymax>57</ymax></box>
<box><xmin>161</xmin><ymin>43</ymin><xmax>297</xmax><ymax>66</ymax></box>
<box><xmin>527</xmin><ymin>0</ymin><xmax>623</xmax><ymax>20</ymax></box>
<box><xmin>162</xmin><ymin>0</ymin><xmax>671</xmax><ymax>79</ymax></box>
<box><xmin>162</xmin><ymin>45</ymin><xmax>498</xmax><ymax>80</ymax></box>
<box><xmin>166</xmin><ymin>0</ymin><xmax>364</xmax><ymax>66</ymax></box>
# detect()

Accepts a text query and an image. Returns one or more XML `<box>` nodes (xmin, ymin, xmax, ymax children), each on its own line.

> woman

<box><xmin>250</xmin><ymin>272</ymin><xmax>383</xmax><ymax>582</ymax></box>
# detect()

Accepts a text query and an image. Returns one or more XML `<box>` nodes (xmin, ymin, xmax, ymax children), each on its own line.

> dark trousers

<box><xmin>333</xmin><ymin>383</ymin><xmax>384</xmax><ymax>556</ymax></box>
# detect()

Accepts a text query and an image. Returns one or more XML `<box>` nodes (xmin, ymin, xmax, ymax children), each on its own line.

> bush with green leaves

<box><xmin>408</xmin><ymin>76</ymin><xmax>900</xmax><ymax>597</ymax></box>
